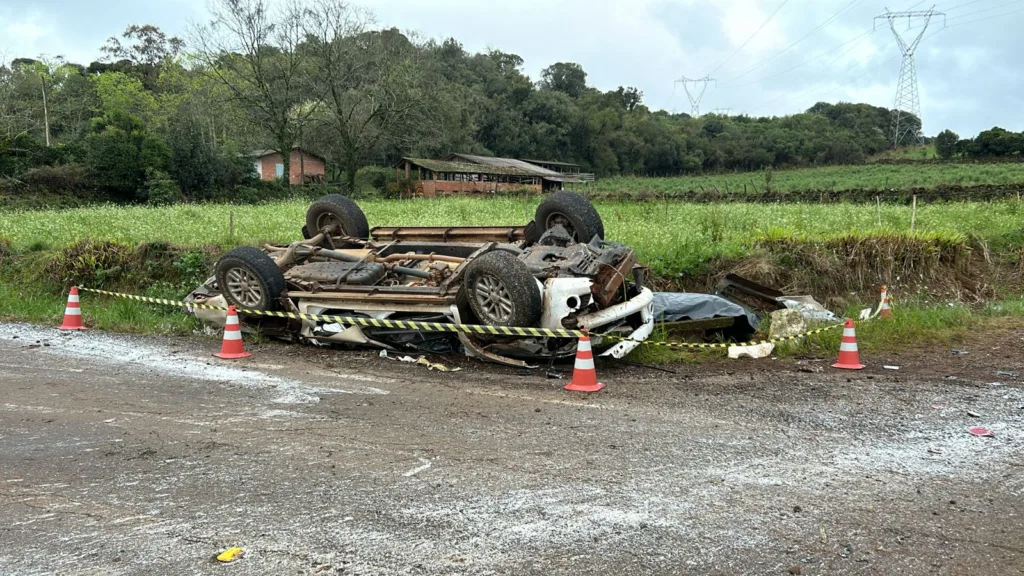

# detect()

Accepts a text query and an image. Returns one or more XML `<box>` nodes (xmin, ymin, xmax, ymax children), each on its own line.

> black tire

<box><xmin>305</xmin><ymin>194</ymin><xmax>370</xmax><ymax>243</ymax></box>
<box><xmin>460</xmin><ymin>251</ymin><xmax>542</xmax><ymax>328</ymax></box>
<box><xmin>301</xmin><ymin>224</ymin><xmax>311</xmax><ymax>240</ymax></box>
<box><xmin>215</xmin><ymin>246</ymin><xmax>286</xmax><ymax>312</ymax></box>
<box><xmin>534</xmin><ymin>191</ymin><xmax>604</xmax><ymax>242</ymax></box>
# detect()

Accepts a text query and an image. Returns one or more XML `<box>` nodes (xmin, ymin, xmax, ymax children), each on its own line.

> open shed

<box><xmin>399</xmin><ymin>154</ymin><xmax>585</xmax><ymax>196</ymax></box>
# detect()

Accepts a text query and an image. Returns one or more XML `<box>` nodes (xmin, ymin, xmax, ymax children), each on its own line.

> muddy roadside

<box><xmin>1</xmin><ymin>322</ymin><xmax>1022</xmax><ymax>575</ymax></box>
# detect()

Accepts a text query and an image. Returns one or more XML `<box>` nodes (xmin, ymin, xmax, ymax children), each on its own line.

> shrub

<box><xmin>142</xmin><ymin>169</ymin><xmax>181</xmax><ymax>206</ymax></box>
<box><xmin>173</xmin><ymin>251</ymin><xmax>210</xmax><ymax>289</ymax></box>
<box><xmin>0</xmin><ymin>236</ymin><xmax>10</xmax><ymax>261</ymax></box>
<box><xmin>355</xmin><ymin>166</ymin><xmax>394</xmax><ymax>194</ymax></box>
<box><xmin>18</xmin><ymin>164</ymin><xmax>92</xmax><ymax>191</ymax></box>
<box><xmin>48</xmin><ymin>238</ymin><xmax>135</xmax><ymax>287</ymax></box>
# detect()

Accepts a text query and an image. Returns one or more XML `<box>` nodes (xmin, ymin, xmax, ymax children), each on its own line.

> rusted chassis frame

<box><xmin>368</xmin><ymin>224</ymin><xmax>533</xmax><ymax>244</ymax></box>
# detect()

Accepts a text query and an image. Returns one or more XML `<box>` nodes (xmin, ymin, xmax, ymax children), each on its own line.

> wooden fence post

<box><xmin>910</xmin><ymin>195</ymin><xmax>917</xmax><ymax>234</ymax></box>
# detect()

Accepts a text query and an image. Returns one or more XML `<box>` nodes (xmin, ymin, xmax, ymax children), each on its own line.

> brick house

<box><xmin>252</xmin><ymin>148</ymin><xmax>326</xmax><ymax>185</ymax></box>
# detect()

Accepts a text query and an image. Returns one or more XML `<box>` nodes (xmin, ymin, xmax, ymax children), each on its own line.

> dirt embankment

<box><xmin>656</xmin><ymin>234</ymin><xmax>1024</xmax><ymax>309</ymax></box>
<box><xmin>5</xmin><ymin>234</ymin><xmax>1024</xmax><ymax>313</ymax></box>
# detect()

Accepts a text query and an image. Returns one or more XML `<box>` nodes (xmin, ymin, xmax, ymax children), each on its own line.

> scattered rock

<box><xmin>788</xmin><ymin>566</ymin><xmax>803</xmax><ymax>575</ymax></box>
<box><xmin>793</xmin><ymin>505</ymin><xmax>802</xmax><ymax>513</ymax></box>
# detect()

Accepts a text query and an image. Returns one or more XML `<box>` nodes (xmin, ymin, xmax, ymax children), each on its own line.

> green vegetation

<box><xmin>3</xmin><ymin>198</ymin><xmax>1021</xmax><ymax>277</ymax></box>
<box><xmin>590</xmin><ymin>162</ymin><xmax>1024</xmax><ymax>196</ymax></box>
<box><xmin>0</xmin><ymin>238</ymin><xmax>204</xmax><ymax>335</ymax></box>
<box><xmin>868</xmin><ymin>145</ymin><xmax>937</xmax><ymax>162</ymax></box>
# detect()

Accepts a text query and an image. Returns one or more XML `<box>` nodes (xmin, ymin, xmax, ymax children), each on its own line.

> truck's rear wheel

<box><xmin>305</xmin><ymin>194</ymin><xmax>369</xmax><ymax>246</ymax></box>
<box><xmin>534</xmin><ymin>191</ymin><xmax>604</xmax><ymax>242</ymax></box>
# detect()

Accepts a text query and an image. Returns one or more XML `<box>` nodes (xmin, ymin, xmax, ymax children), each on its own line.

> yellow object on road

<box><xmin>216</xmin><ymin>547</ymin><xmax>245</xmax><ymax>562</ymax></box>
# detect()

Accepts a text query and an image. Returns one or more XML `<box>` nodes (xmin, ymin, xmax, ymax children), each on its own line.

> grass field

<box><xmin>1</xmin><ymin>198</ymin><xmax>1022</xmax><ymax>278</ymax></box>
<box><xmin>589</xmin><ymin>162</ymin><xmax>1024</xmax><ymax>196</ymax></box>
<box><xmin>867</xmin><ymin>145</ymin><xmax>938</xmax><ymax>162</ymax></box>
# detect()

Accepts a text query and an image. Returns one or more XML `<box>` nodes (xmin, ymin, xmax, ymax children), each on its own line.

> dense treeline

<box><xmin>0</xmin><ymin>0</ymin><xmax>997</xmax><ymax>205</ymax></box>
<box><xmin>935</xmin><ymin>127</ymin><xmax>1024</xmax><ymax>160</ymax></box>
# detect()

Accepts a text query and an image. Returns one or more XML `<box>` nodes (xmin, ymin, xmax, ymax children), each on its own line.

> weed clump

<box><xmin>46</xmin><ymin>239</ymin><xmax>218</xmax><ymax>295</ymax></box>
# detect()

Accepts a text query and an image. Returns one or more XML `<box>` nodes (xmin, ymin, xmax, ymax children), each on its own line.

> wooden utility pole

<box><xmin>40</xmin><ymin>73</ymin><xmax>50</xmax><ymax>147</ymax></box>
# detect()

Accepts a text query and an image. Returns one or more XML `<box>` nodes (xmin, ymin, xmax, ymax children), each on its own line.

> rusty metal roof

<box><xmin>403</xmin><ymin>158</ymin><xmax>540</xmax><ymax>177</ymax></box>
<box><xmin>521</xmin><ymin>158</ymin><xmax>581</xmax><ymax>168</ymax></box>
<box><xmin>448</xmin><ymin>154</ymin><xmax>562</xmax><ymax>176</ymax></box>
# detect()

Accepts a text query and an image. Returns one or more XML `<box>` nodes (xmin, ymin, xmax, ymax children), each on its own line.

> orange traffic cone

<box><xmin>832</xmin><ymin>318</ymin><xmax>864</xmax><ymax>370</ymax></box>
<box><xmin>59</xmin><ymin>287</ymin><xmax>87</xmax><ymax>331</ymax></box>
<box><xmin>564</xmin><ymin>331</ymin><xmax>605</xmax><ymax>393</ymax></box>
<box><xmin>214</xmin><ymin>306</ymin><xmax>251</xmax><ymax>359</ymax></box>
<box><xmin>879</xmin><ymin>285</ymin><xmax>892</xmax><ymax>318</ymax></box>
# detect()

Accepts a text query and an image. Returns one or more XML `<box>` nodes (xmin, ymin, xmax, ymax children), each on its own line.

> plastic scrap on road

<box><xmin>968</xmin><ymin>427</ymin><xmax>995</xmax><ymax>438</ymax></box>
<box><xmin>380</xmin><ymin>350</ymin><xmax>461</xmax><ymax>372</ymax></box>
<box><xmin>216</xmin><ymin>547</ymin><xmax>245</xmax><ymax>563</ymax></box>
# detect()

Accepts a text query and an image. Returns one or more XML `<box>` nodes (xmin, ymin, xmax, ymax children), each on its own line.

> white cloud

<box><xmin>1</xmin><ymin>0</ymin><xmax>1020</xmax><ymax>134</ymax></box>
<box><xmin>719</xmin><ymin>0</ymin><xmax>786</xmax><ymax>55</ymax></box>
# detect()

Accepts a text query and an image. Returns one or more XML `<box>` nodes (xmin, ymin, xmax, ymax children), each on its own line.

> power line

<box><xmin>943</xmin><ymin>0</ymin><xmax>1022</xmax><ymax>20</ymax></box>
<box><xmin>938</xmin><ymin>0</ymin><xmax>991</xmax><ymax>11</ymax></box>
<box><xmin>707</xmin><ymin>0</ymin><xmax>791</xmax><ymax>76</ymax></box>
<box><xmin>748</xmin><ymin>36</ymin><xmax>898</xmax><ymax>114</ymax></box>
<box><xmin>721</xmin><ymin>27</ymin><xmax>879</xmax><ymax>88</ymax></box>
<box><xmin>943</xmin><ymin>5</ymin><xmax>1024</xmax><ymax>24</ymax></box>
<box><xmin>903</xmin><ymin>1</ymin><xmax>1022</xmax><ymax>27</ymax></box>
<box><xmin>748</xmin><ymin>5</ymin><xmax>1013</xmax><ymax>119</ymax></box>
<box><xmin>721</xmin><ymin>0</ymin><xmax>868</xmax><ymax>84</ymax></box>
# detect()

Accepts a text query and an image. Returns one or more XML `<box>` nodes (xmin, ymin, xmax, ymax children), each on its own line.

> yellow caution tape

<box><xmin>76</xmin><ymin>287</ymin><xmax>582</xmax><ymax>338</ymax></box>
<box><xmin>76</xmin><ymin>287</ymin><xmax>844</xmax><ymax>350</ymax></box>
<box><xmin>216</xmin><ymin>547</ymin><xmax>245</xmax><ymax>562</ymax></box>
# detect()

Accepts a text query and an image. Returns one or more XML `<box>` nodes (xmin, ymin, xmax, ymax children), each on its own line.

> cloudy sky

<box><xmin>1</xmin><ymin>0</ymin><xmax>1020</xmax><ymax>136</ymax></box>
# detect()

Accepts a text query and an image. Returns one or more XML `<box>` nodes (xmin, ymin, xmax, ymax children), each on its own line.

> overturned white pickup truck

<box><xmin>186</xmin><ymin>191</ymin><xmax>654</xmax><ymax>366</ymax></box>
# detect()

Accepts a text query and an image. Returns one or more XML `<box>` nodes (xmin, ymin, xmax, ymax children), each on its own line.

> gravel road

<box><xmin>1</xmin><ymin>322</ymin><xmax>1021</xmax><ymax>575</ymax></box>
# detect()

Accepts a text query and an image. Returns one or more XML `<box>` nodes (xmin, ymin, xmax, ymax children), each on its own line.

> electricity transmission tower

<box><xmin>674</xmin><ymin>76</ymin><xmax>716</xmax><ymax>117</ymax></box>
<box><xmin>874</xmin><ymin>7</ymin><xmax>945</xmax><ymax>147</ymax></box>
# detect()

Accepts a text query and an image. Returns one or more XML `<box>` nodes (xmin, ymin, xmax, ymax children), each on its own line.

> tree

<box><xmin>540</xmin><ymin>62</ymin><xmax>587</xmax><ymax>98</ymax></box>
<box><xmin>100</xmin><ymin>25</ymin><xmax>184</xmax><ymax>89</ymax></box>
<box><xmin>303</xmin><ymin>3</ymin><xmax>433</xmax><ymax>190</ymax></box>
<box><xmin>86</xmin><ymin>110</ymin><xmax>169</xmax><ymax>199</ymax></box>
<box><xmin>92</xmin><ymin>72</ymin><xmax>159</xmax><ymax>125</ymax></box>
<box><xmin>192</xmin><ymin>0</ymin><xmax>318</xmax><ymax>184</ymax></box>
<box><xmin>934</xmin><ymin>129</ymin><xmax>959</xmax><ymax>159</ymax></box>
<box><xmin>609</xmin><ymin>86</ymin><xmax>643</xmax><ymax>112</ymax></box>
